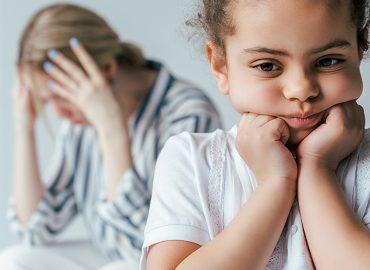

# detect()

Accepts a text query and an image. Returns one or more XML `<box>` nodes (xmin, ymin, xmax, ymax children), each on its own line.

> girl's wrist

<box><xmin>259</xmin><ymin>179</ymin><xmax>297</xmax><ymax>199</ymax></box>
<box><xmin>298</xmin><ymin>156</ymin><xmax>338</xmax><ymax>173</ymax></box>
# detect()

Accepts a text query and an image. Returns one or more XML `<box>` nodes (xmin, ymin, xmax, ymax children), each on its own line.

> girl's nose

<box><xmin>282</xmin><ymin>72</ymin><xmax>320</xmax><ymax>102</ymax></box>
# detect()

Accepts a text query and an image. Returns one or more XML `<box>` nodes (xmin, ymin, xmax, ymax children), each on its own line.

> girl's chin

<box><xmin>287</xmin><ymin>128</ymin><xmax>314</xmax><ymax>145</ymax></box>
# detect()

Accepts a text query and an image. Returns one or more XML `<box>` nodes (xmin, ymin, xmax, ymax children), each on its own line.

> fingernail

<box><xmin>48</xmin><ymin>80</ymin><xmax>55</xmax><ymax>90</ymax></box>
<box><xmin>70</xmin><ymin>37</ymin><xmax>80</xmax><ymax>48</ymax></box>
<box><xmin>47</xmin><ymin>49</ymin><xmax>58</xmax><ymax>59</ymax></box>
<box><xmin>43</xmin><ymin>61</ymin><xmax>53</xmax><ymax>71</ymax></box>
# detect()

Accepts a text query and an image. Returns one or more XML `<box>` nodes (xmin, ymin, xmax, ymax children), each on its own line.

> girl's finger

<box><xmin>47</xmin><ymin>48</ymin><xmax>87</xmax><ymax>84</ymax></box>
<box><xmin>69</xmin><ymin>38</ymin><xmax>106</xmax><ymax>86</ymax></box>
<box><xmin>254</xmin><ymin>114</ymin><xmax>275</xmax><ymax>127</ymax></box>
<box><xmin>240</xmin><ymin>113</ymin><xmax>258</xmax><ymax>125</ymax></box>
<box><xmin>265</xmin><ymin>118</ymin><xmax>290</xmax><ymax>144</ymax></box>
<box><xmin>47</xmin><ymin>80</ymin><xmax>74</xmax><ymax>103</ymax></box>
<box><xmin>43</xmin><ymin>61</ymin><xmax>78</xmax><ymax>92</ymax></box>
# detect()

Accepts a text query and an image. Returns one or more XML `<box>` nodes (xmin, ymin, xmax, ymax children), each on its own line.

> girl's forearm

<box><xmin>298</xmin><ymin>162</ymin><xmax>370</xmax><ymax>269</ymax></box>
<box><xmin>177</xmin><ymin>182</ymin><xmax>295</xmax><ymax>270</ymax></box>
<box><xmin>14</xmin><ymin>127</ymin><xmax>44</xmax><ymax>223</ymax></box>
<box><xmin>97</xmin><ymin>120</ymin><xmax>133</xmax><ymax>202</ymax></box>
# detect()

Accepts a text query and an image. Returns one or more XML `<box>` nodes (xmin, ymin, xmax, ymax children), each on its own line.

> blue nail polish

<box><xmin>47</xmin><ymin>49</ymin><xmax>58</xmax><ymax>59</ymax></box>
<box><xmin>48</xmin><ymin>80</ymin><xmax>55</xmax><ymax>90</ymax></box>
<box><xmin>70</xmin><ymin>37</ymin><xmax>80</xmax><ymax>48</ymax></box>
<box><xmin>43</xmin><ymin>61</ymin><xmax>53</xmax><ymax>71</ymax></box>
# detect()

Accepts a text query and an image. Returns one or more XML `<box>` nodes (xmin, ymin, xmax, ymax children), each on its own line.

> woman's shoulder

<box><xmin>165</xmin><ymin>78</ymin><xmax>216</xmax><ymax>108</ymax></box>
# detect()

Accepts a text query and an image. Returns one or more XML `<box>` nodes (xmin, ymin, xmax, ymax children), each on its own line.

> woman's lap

<box><xmin>0</xmin><ymin>241</ymin><xmax>136</xmax><ymax>270</ymax></box>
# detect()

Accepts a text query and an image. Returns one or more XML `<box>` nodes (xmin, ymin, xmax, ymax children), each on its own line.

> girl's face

<box><xmin>210</xmin><ymin>0</ymin><xmax>363</xmax><ymax>144</ymax></box>
<box><xmin>24</xmin><ymin>69</ymin><xmax>89</xmax><ymax>125</ymax></box>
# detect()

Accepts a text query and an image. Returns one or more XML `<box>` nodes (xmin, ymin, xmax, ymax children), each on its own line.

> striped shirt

<box><xmin>7</xmin><ymin>61</ymin><xmax>222</xmax><ymax>261</ymax></box>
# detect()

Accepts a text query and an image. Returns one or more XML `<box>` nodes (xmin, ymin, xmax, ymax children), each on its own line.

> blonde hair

<box><xmin>19</xmin><ymin>3</ymin><xmax>146</xmax><ymax>70</ymax></box>
<box><xmin>18</xmin><ymin>4</ymin><xmax>147</xmax><ymax>133</ymax></box>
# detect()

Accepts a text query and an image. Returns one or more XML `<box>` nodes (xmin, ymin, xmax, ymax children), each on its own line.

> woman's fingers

<box><xmin>43</xmin><ymin>61</ymin><xmax>78</xmax><ymax>91</ymax></box>
<box><xmin>47</xmin><ymin>80</ymin><xmax>74</xmax><ymax>103</ymax></box>
<box><xmin>47</xmin><ymin>48</ymin><xmax>87</xmax><ymax>84</ymax></box>
<box><xmin>69</xmin><ymin>38</ymin><xmax>106</xmax><ymax>86</ymax></box>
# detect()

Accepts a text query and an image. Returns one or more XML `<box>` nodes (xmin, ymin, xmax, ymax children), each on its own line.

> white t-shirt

<box><xmin>141</xmin><ymin>126</ymin><xmax>370</xmax><ymax>269</ymax></box>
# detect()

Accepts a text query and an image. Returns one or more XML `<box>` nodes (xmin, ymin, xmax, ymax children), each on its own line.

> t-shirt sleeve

<box><xmin>140</xmin><ymin>133</ymin><xmax>211</xmax><ymax>268</ymax></box>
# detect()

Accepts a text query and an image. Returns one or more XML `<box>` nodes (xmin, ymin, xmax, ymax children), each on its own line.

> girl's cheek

<box><xmin>230</xmin><ymin>83</ymin><xmax>281</xmax><ymax>115</ymax></box>
<box><xmin>321</xmin><ymin>71</ymin><xmax>363</xmax><ymax>105</ymax></box>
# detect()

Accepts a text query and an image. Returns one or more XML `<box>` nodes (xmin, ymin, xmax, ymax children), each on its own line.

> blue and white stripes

<box><xmin>7</xmin><ymin>61</ymin><xmax>222</xmax><ymax>260</ymax></box>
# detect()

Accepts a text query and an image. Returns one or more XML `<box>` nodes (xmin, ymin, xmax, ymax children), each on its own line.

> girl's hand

<box><xmin>297</xmin><ymin>101</ymin><xmax>364</xmax><ymax>170</ymax></box>
<box><xmin>13</xmin><ymin>71</ymin><xmax>37</xmax><ymax>131</ymax></box>
<box><xmin>236</xmin><ymin>113</ymin><xmax>297</xmax><ymax>186</ymax></box>
<box><xmin>44</xmin><ymin>38</ymin><xmax>123</xmax><ymax>133</ymax></box>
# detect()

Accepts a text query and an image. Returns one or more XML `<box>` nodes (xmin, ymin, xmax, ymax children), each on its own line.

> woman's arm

<box><xmin>96</xmin><ymin>116</ymin><xmax>133</xmax><ymax>202</ymax></box>
<box><xmin>14</xmin><ymin>124</ymin><xmax>44</xmax><ymax>223</ymax></box>
<box><xmin>12</xmin><ymin>74</ymin><xmax>44</xmax><ymax>223</ymax></box>
<box><xmin>9</xmin><ymin>119</ymin><xmax>80</xmax><ymax>244</ymax></box>
<box><xmin>44</xmin><ymin>40</ymin><xmax>133</xmax><ymax>202</ymax></box>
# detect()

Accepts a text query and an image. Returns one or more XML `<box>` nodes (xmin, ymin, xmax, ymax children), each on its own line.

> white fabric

<box><xmin>140</xmin><ymin>126</ymin><xmax>370</xmax><ymax>269</ymax></box>
<box><xmin>0</xmin><ymin>241</ymin><xmax>138</xmax><ymax>270</ymax></box>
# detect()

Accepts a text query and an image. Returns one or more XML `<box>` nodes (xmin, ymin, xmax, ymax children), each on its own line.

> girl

<box><xmin>142</xmin><ymin>0</ymin><xmax>370</xmax><ymax>269</ymax></box>
<box><xmin>0</xmin><ymin>3</ymin><xmax>221</xmax><ymax>270</ymax></box>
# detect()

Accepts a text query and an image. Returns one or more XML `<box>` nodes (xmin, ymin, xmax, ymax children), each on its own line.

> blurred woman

<box><xmin>0</xmin><ymin>3</ymin><xmax>221</xmax><ymax>269</ymax></box>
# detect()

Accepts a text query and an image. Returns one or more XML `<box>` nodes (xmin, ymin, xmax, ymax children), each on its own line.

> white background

<box><xmin>1</xmin><ymin>0</ymin><xmax>369</xmax><ymax>248</ymax></box>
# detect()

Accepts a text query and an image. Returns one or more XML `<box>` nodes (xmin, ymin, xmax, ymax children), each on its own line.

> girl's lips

<box><xmin>282</xmin><ymin>112</ymin><xmax>324</xmax><ymax>129</ymax></box>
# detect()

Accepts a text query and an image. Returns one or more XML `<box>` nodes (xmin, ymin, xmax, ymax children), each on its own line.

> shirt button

<box><xmin>291</xmin><ymin>225</ymin><xmax>298</xmax><ymax>235</ymax></box>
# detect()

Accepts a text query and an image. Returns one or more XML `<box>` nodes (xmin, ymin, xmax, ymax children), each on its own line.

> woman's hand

<box><xmin>13</xmin><ymin>71</ymin><xmax>37</xmax><ymax>131</ymax></box>
<box><xmin>236</xmin><ymin>113</ymin><xmax>297</xmax><ymax>186</ymax></box>
<box><xmin>44</xmin><ymin>38</ymin><xmax>124</xmax><ymax>133</ymax></box>
<box><xmin>297</xmin><ymin>101</ymin><xmax>364</xmax><ymax>170</ymax></box>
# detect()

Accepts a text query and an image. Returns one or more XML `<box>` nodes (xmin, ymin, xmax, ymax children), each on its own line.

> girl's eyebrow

<box><xmin>243</xmin><ymin>47</ymin><xmax>289</xmax><ymax>56</ymax></box>
<box><xmin>243</xmin><ymin>39</ymin><xmax>352</xmax><ymax>57</ymax></box>
<box><xmin>309</xmin><ymin>39</ymin><xmax>352</xmax><ymax>54</ymax></box>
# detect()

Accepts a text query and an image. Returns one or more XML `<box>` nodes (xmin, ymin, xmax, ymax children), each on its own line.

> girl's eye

<box><xmin>316</xmin><ymin>58</ymin><xmax>344</xmax><ymax>68</ymax></box>
<box><xmin>255</xmin><ymin>62</ymin><xmax>280</xmax><ymax>72</ymax></box>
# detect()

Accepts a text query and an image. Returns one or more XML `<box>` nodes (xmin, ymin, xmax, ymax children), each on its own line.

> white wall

<box><xmin>1</xmin><ymin>0</ymin><xmax>369</xmax><ymax>248</ymax></box>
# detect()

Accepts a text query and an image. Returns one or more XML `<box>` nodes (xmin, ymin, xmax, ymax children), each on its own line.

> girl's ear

<box><xmin>205</xmin><ymin>40</ymin><xmax>230</xmax><ymax>95</ymax></box>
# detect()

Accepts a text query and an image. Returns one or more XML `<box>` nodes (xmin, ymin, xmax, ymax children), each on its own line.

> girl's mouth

<box><xmin>282</xmin><ymin>111</ymin><xmax>324</xmax><ymax>129</ymax></box>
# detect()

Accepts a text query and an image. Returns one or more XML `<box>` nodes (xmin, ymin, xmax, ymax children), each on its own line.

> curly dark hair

<box><xmin>191</xmin><ymin>0</ymin><xmax>369</xmax><ymax>55</ymax></box>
